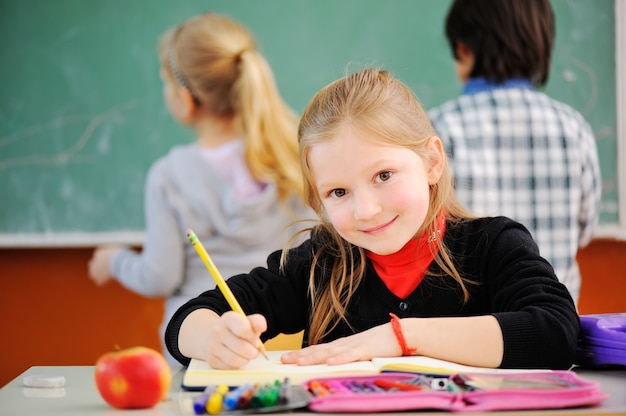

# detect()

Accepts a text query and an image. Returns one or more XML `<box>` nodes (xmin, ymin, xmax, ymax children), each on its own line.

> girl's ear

<box><xmin>177</xmin><ymin>87</ymin><xmax>198</xmax><ymax>122</ymax></box>
<box><xmin>426</xmin><ymin>136</ymin><xmax>445</xmax><ymax>185</ymax></box>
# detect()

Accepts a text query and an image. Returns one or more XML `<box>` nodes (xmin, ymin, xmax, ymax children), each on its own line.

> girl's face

<box><xmin>308</xmin><ymin>127</ymin><xmax>443</xmax><ymax>255</ymax></box>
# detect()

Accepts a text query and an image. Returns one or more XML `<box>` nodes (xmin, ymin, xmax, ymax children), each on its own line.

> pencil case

<box><xmin>576</xmin><ymin>313</ymin><xmax>626</xmax><ymax>368</ymax></box>
<box><xmin>303</xmin><ymin>371</ymin><xmax>607</xmax><ymax>413</ymax></box>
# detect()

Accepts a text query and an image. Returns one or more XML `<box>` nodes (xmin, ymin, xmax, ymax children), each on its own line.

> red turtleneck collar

<box><xmin>366</xmin><ymin>211</ymin><xmax>446</xmax><ymax>298</ymax></box>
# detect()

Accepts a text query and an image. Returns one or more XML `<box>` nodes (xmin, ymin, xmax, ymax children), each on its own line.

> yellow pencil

<box><xmin>186</xmin><ymin>228</ymin><xmax>269</xmax><ymax>360</ymax></box>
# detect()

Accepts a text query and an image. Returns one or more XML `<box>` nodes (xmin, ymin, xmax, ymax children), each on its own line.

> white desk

<box><xmin>0</xmin><ymin>365</ymin><xmax>625</xmax><ymax>415</ymax></box>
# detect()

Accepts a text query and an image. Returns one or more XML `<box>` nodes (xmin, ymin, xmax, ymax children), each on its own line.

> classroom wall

<box><xmin>1</xmin><ymin>239</ymin><xmax>624</xmax><ymax>387</ymax></box>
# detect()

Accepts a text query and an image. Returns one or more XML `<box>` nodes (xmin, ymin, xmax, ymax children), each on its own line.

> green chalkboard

<box><xmin>0</xmin><ymin>0</ymin><xmax>619</xmax><ymax>245</ymax></box>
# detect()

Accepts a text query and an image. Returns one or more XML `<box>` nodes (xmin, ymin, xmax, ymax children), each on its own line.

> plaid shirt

<box><xmin>428</xmin><ymin>78</ymin><xmax>602</xmax><ymax>303</ymax></box>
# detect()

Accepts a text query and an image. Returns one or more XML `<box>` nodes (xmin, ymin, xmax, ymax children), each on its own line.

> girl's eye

<box><xmin>330</xmin><ymin>189</ymin><xmax>346</xmax><ymax>198</ymax></box>
<box><xmin>376</xmin><ymin>171</ymin><xmax>392</xmax><ymax>182</ymax></box>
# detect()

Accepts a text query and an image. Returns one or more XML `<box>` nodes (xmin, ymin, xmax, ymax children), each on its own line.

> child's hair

<box><xmin>444</xmin><ymin>0</ymin><xmax>555</xmax><ymax>87</ymax></box>
<box><xmin>296</xmin><ymin>68</ymin><xmax>474</xmax><ymax>346</ymax></box>
<box><xmin>159</xmin><ymin>12</ymin><xmax>302</xmax><ymax>202</ymax></box>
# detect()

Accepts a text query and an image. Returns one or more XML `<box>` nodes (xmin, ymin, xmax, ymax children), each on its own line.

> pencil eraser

<box><xmin>23</xmin><ymin>375</ymin><xmax>66</xmax><ymax>388</ymax></box>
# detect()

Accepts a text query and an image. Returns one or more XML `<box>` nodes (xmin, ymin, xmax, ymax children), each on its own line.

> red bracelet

<box><xmin>390</xmin><ymin>313</ymin><xmax>417</xmax><ymax>356</ymax></box>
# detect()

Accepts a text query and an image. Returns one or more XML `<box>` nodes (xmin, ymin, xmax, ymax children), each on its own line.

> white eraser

<box><xmin>22</xmin><ymin>387</ymin><xmax>66</xmax><ymax>398</ymax></box>
<box><xmin>23</xmin><ymin>375</ymin><xmax>66</xmax><ymax>388</ymax></box>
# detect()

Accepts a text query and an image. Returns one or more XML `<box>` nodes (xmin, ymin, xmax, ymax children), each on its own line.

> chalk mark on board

<box><xmin>568</xmin><ymin>57</ymin><xmax>598</xmax><ymax>117</ymax></box>
<box><xmin>0</xmin><ymin>100</ymin><xmax>137</xmax><ymax>170</ymax></box>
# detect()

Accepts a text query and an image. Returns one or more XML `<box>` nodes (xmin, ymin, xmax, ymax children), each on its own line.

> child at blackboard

<box><xmin>427</xmin><ymin>0</ymin><xmax>602</xmax><ymax>305</ymax></box>
<box><xmin>88</xmin><ymin>12</ymin><xmax>312</xmax><ymax>365</ymax></box>
<box><xmin>165</xmin><ymin>68</ymin><xmax>579</xmax><ymax>371</ymax></box>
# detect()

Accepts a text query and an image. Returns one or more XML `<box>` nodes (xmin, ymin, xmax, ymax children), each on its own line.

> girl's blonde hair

<box><xmin>297</xmin><ymin>68</ymin><xmax>475</xmax><ymax>345</ymax></box>
<box><xmin>159</xmin><ymin>13</ymin><xmax>302</xmax><ymax>202</ymax></box>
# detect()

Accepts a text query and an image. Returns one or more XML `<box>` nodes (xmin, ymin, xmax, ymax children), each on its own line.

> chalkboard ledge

<box><xmin>0</xmin><ymin>231</ymin><xmax>145</xmax><ymax>248</ymax></box>
<box><xmin>594</xmin><ymin>225</ymin><xmax>626</xmax><ymax>241</ymax></box>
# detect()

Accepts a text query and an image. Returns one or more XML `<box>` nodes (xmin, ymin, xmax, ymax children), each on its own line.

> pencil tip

<box><xmin>259</xmin><ymin>345</ymin><xmax>269</xmax><ymax>361</ymax></box>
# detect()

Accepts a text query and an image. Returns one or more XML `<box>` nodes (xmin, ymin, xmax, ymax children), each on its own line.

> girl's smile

<box><xmin>360</xmin><ymin>215</ymin><xmax>398</xmax><ymax>235</ymax></box>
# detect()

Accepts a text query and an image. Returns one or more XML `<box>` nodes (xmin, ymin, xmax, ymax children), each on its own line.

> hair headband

<box><xmin>168</xmin><ymin>28</ymin><xmax>201</xmax><ymax>104</ymax></box>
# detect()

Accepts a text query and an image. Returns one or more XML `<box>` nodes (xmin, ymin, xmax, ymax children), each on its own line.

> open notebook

<box><xmin>181</xmin><ymin>350</ymin><xmax>545</xmax><ymax>390</ymax></box>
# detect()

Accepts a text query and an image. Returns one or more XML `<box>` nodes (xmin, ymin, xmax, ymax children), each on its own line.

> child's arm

<box><xmin>178</xmin><ymin>309</ymin><xmax>268</xmax><ymax>369</ymax></box>
<box><xmin>401</xmin><ymin>315</ymin><xmax>503</xmax><ymax>367</ymax></box>
<box><xmin>88</xmin><ymin>245</ymin><xmax>119</xmax><ymax>285</ymax></box>
<box><xmin>281</xmin><ymin>315</ymin><xmax>502</xmax><ymax>368</ymax></box>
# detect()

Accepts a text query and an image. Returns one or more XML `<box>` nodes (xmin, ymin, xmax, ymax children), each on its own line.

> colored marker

<box><xmin>373</xmin><ymin>379</ymin><xmax>423</xmax><ymax>391</ymax></box>
<box><xmin>193</xmin><ymin>385</ymin><xmax>216</xmax><ymax>415</ymax></box>
<box><xmin>309</xmin><ymin>380</ymin><xmax>329</xmax><ymax>397</ymax></box>
<box><xmin>236</xmin><ymin>384</ymin><xmax>256</xmax><ymax>409</ymax></box>
<box><xmin>278</xmin><ymin>377</ymin><xmax>291</xmax><ymax>404</ymax></box>
<box><xmin>341</xmin><ymin>380</ymin><xmax>361</xmax><ymax>393</ymax></box>
<box><xmin>261</xmin><ymin>385</ymin><xmax>280</xmax><ymax>407</ymax></box>
<box><xmin>223</xmin><ymin>383</ymin><xmax>250</xmax><ymax>411</ymax></box>
<box><xmin>328</xmin><ymin>380</ymin><xmax>350</xmax><ymax>394</ymax></box>
<box><xmin>206</xmin><ymin>384</ymin><xmax>229</xmax><ymax>414</ymax></box>
<box><xmin>364</xmin><ymin>380</ymin><xmax>384</xmax><ymax>392</ymax></box>
<box><xmin>251</xmin><ymin>384</ymin><xmax>269</xmax><ymax>408</ymax></box>
<box><xmin>350</xmin><ymin>380</ymin><xmax>370</xmax><ymax>392</ymax></box>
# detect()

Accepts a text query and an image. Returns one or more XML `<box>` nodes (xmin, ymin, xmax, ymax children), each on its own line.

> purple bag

<box><xmin>576</xmin><ymin>313</ymin><xmax>626</xmax><ymax>368</ymax></box>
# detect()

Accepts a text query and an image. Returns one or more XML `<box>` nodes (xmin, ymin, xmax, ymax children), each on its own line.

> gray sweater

<box><xmin>110</xmin><ymin>143</ymin><xmax>313</xmax><ymax>352</ymax></box>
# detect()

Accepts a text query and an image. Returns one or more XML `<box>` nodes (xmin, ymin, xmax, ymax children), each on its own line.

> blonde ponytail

<box><xmin>235</xmin><ymin>50</ymin><xmax>303</xmax><ymax>203</ymax></box>
<box><xmin>160</xmin><ymin>13</ymin><xmax>303</xmax><ymax>204</ymax></box>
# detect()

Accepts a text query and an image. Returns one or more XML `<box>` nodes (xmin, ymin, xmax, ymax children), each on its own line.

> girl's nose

<box><xmin>353</xmin><ymin>191</ymin><xmax>382</xmax><ymax>221</ymax></box>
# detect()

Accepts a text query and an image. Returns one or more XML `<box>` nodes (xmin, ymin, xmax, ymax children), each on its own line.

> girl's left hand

<box><xmin>280</xmin><ymin>322</ymin><xmax>401</xmax><ymax>365</ymax></box>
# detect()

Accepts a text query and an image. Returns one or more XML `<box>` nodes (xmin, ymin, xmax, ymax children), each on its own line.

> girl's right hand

<box><xmin>205</xmin><ymin>311</ymin><xmax>267</xmax><ymax>369</ymax></box>
<box><xmin>180</xmin><ymin>309</ymin><xmax>267</xmax><ymax>369</ymax></box>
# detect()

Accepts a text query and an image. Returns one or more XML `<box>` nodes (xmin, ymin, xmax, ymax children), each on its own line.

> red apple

<box><xmin>94</xmin><ymin>346</ymin><xmax>171</xmax><ymax>409</ymax></box>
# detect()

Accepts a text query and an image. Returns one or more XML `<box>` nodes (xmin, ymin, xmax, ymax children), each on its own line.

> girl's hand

<box><xmin>202</xmin><ymin>311</ymin><xmax>268</xmax><ymax>369</ymax></box>
<box><xmin>281</xmin><ymin>322</ymin><xmax>401</xmax><ymax>365</ymax></box>
<box><xmin>88</xmin><ymin>246</ymin><xmax>119</xmax><ymax>285</ymax></box>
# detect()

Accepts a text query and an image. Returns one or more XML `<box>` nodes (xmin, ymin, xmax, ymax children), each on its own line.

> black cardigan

<box><xmin>165</xmin><ymin>216</ymin><xmax>579</xmax><ymax>369</ymax></box>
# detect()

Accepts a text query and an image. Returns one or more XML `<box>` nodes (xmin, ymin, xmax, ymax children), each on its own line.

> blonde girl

<box><xmin>166</xmin><ymin>68</ymin><xmax>578</xmax><ymax>371</ymax></box>
<box><xmin>88</xmin><ymin>13</ymin><xmax>312</xmax><ymax>365</ymax></box>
